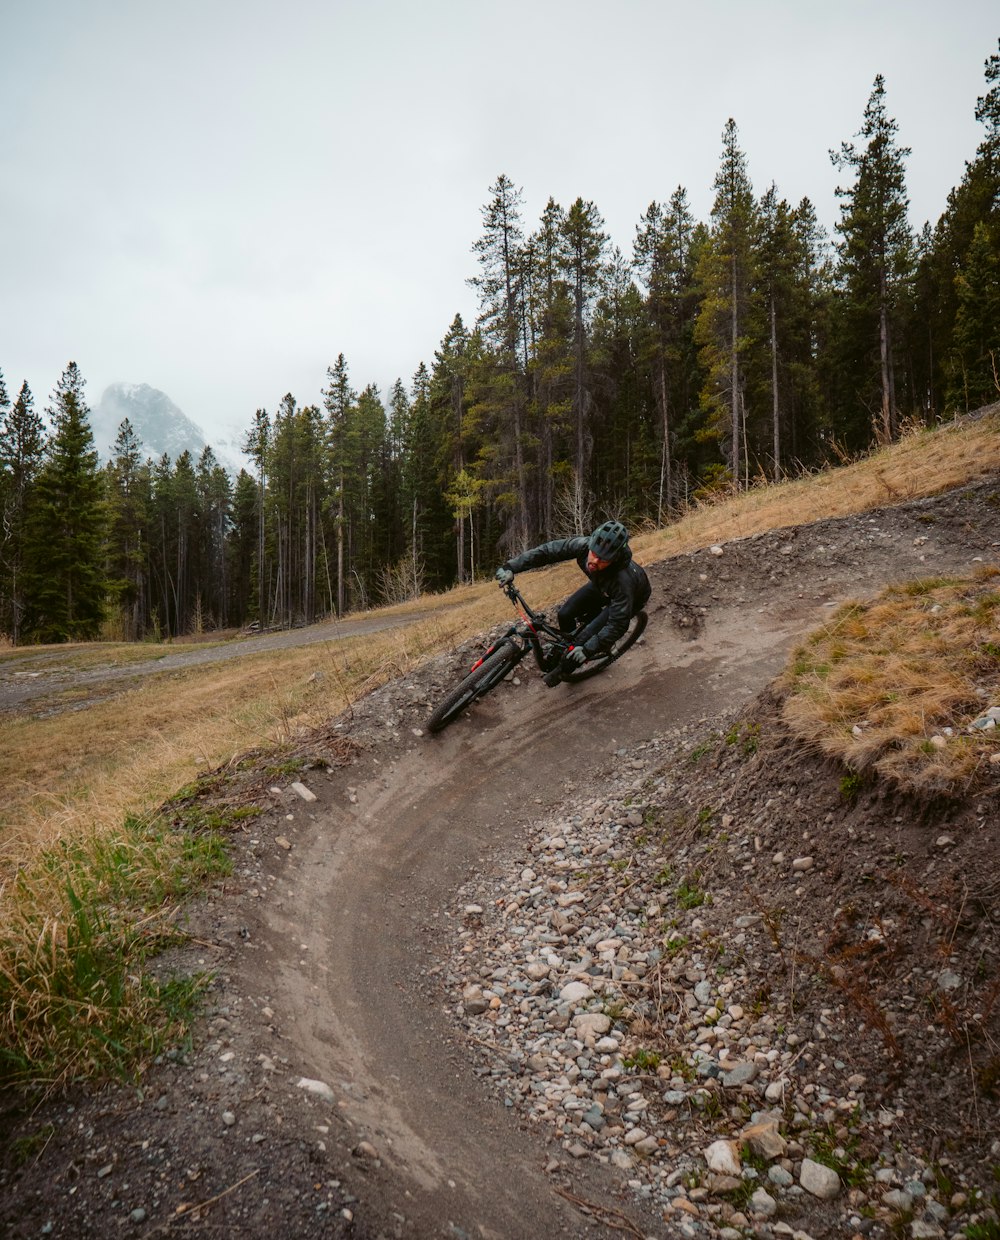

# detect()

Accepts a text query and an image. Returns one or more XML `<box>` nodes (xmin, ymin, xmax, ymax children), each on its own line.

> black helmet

<box><xmin>589</xmin><ymin>519</ymin><xmax>628</xmax><ymax>561</ymax></box>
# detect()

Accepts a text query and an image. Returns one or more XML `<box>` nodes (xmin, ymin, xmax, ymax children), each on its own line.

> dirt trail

<box><xmin>265</xmin><ymin>608</ymin><xmax>798</xmax><ymax>1236</ymax></box>
<box><xmin>1</xmin><ymin>475</ymin><xmax>998</xmax><ymax>1240</ymax></box>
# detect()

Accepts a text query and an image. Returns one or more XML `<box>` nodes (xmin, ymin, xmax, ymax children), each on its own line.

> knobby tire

<box><xmin>426</xmin><ymin>643</ymin><xmax>522</xmax><ymax>733</ymax></box>
<box><xmin>564</xmin><ymin>610</ymin><xmax>648</xmax><ymax>683</ymax></box>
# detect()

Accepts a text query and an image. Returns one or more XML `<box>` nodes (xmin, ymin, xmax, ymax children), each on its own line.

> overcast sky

<box><xmin>1</xmin><ymin>0</ymin><xmax>997</xmax><ymax>454</ymax></box>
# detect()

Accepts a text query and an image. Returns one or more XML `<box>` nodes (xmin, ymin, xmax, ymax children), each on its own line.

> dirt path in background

<box><xmin>0</xmin><ymin>609</ymin><xmax>436</xmax><ymax>715</ymax></box>
<box><xmin>1</xmin><ymin>476</ymin><xmax>998</xmax><ymax>1239</ymax></box>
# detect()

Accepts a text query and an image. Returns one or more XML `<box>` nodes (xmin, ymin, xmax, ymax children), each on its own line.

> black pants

<box><xmin>557</xmin><ymin>582</ymin><xmax>609</xmax><ymax>650</ymax></box>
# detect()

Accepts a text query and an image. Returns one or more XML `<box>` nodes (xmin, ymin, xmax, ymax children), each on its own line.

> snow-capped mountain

<box><xmin>91</xmin><ymin>383</ymin><xmax>244</xmax><ymax>476</ymax></box>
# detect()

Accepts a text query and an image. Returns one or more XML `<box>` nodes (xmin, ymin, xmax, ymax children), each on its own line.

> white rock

<box><xmin>297</xmin><ymin>1077</ymin><xmax>336</xmax><ymax>1104</ymax></box>
<box><xmin>800</xmin><ymin>1157</ymin><xmax>841</xmax><ymax>1200</ymax></box>
<box><xmin>704</xmin><ymin>1139</ymin><xmax>742</xmax><ymax>1176</ymax></box>
<box><xmin>291</xmin><ymin>781</ymin><xmax>317</xmax><ymax>802</ymax></box>
<box><xmin>750</xmin><ymin>1187</ymin><xmax>777</xmax><ymax>1216</ymax></box>
<box><xmin>574</xmin><ymin>1013</ymin><xmax>612</xmax><ymax>1039</ymax></box>
<box><xmin>559</xmin><ymin>980</ymin><xmax>594</xmax><ymax>1005</ymax></box>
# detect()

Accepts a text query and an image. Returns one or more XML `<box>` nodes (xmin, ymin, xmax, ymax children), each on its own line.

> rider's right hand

<box><xmin>495</xmin><ymin>566</ymin><xmax>514</xmax><ymax>586</ymax></box>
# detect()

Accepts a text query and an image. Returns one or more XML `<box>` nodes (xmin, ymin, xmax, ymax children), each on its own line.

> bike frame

<box><xmin>466</xmin><ymin>583</ymin><xmax>571</xmax><ymax>676</ymax></box>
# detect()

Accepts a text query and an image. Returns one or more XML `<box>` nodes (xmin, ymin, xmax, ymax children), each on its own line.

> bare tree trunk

<box><xmin>730</xmin><ymin>257</ymin><xmax>741</xmax><ymax>487</ymax></box>
<box><xmin>879</xmin><ymin>267</ymin><xmax>894</xmax><ymax>443</ymax></box>
<box><xmin>771</xmin><ymin>294</ymin><xmax>781</xmax><ymax>482</ymax></box>
<box><xmin>336</xmin><ymin>471</ymin><xmax>345</xmax><ymax>615</ymax></box>
<box><xmin>657</xmin><ymin>353</ymin><xmax>672</xmax><ymax>520</ymax></box>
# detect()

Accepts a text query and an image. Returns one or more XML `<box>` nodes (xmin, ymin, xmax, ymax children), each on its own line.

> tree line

<box><xmin>1</xmin><ymin>49</ymin><xmax>998</xmax><ymax>644</ymax></box>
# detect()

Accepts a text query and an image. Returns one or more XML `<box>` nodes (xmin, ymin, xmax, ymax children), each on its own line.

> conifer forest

<box><xmin>2</xmin><ymin>52</ymin><xmax>999</xmax><ymax>643</ymax></box>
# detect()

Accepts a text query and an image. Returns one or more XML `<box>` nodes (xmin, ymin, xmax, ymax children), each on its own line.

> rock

<box><xmin>297</xmin><ymin>1077</ymin><xmax>336</xmax><ymax>1104</ymax></box>
<box><xmin>800</xmin><ymin>1157</ymin><xmax>841</xmax><ymax>1200</ymax></box>
<box><xmin>574</xmin><ymin>1012</ymin><xmax>611</xmax><ymax>1039</ymax></box>
<box><xmin>462</xmin><ymin>984</ymin><xmax>489</xmax><ymax>1014</ymax></box>
<box><xmin>275</xmin><ymin>836</ymin><xmax>292</xmax><ymax>850</ymax></box>
<box><xmin>704</xmin><ymin>1139</ymin><xmax>742</xmax><ymax>1176</ymax></box>
<box><xmin>353</xmin><ymin>1140</ymin><xmax>379</xmax><ymax>1159</ymax></box>
<box><xmin>558</xmin><ymin>980</ymin><xmax>593</xmax><ymax>1005</ymax></box>
<box><xmin>750</xmin><ymin>1188</ymin><xmax>777</xmax><ymax>1216</ymax></box>
<box><xmin>221</xmin><ymin>1110</ymin><xmax>236</xmax><ymax>1126</ymax></box>
<box><xmin>741</xmin><ymin>1118</ymin><xmax>786</xmax><ymax>1160</ymax></box>
<box><xmin>882</xmin><ymin>1188</ymin><xmax>914</xmax><ymax>1211</ymax></box>
<box><xmin>722</xmin><ymin>1061</ymin><xmax>758</xmax><ymax>1088</ymax></box>
<box><xmin>290</xmin><ymin>781</ymin><xmax>317</xmax><ymax>802</ymax></box>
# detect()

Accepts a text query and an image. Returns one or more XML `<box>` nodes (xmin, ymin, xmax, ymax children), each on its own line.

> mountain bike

<box><xmin>425</xmin><ymin>581</ymin><xmax>647</xmax><ymax>734</ymax></box>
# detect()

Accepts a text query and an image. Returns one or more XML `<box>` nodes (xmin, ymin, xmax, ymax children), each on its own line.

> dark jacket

<box><xmin>504</xmin><ymin>537</ymin><xmax>651</xmax><ymax>655</ymax></box>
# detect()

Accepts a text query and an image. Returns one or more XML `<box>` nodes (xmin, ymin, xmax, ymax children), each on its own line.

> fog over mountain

<box><xmin>92</xmin><ymin>384</ymin><xmax>245</xmax><ymax>476</ymax></box>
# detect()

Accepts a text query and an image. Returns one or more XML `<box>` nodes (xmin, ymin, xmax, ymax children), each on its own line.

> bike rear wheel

<box><xmin>563</xmin><ymin>610</ymin><xmax>648</xmax><ymax>683</ymax></box>
<box><xmin>426</xmin><ymin>643</ymin><xmax>522</xmax><ymax>733</ymax></box>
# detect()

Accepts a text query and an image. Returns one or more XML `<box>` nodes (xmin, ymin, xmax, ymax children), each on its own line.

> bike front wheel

<box><xmin>563</xmin><ymin>610</ymin><xmax>648</xmax><ymax>683</ymax></box>
<box><xmin>426</xmin><ymin>642</ymin><xmax>523</xmax><ymax>733</ymax></box>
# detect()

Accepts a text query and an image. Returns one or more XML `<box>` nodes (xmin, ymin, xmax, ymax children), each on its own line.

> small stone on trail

<box><xmin>275</xmin><ymin>836</ymin><xmax>292</xmax><ymax>850</ymax></box>
<box><xmin>291</xmin><ymin>781</ymin><xmax>317</xmax><ymax>802</ymax></box>
<box><xmin>704</xmin><ymin>1139</ymin><xmax>741</xmax><ymax>1176</ymax></box>
<box><xmin>297</xmin><ymin>1077</ymin><xmax>337</xmax><ymax>1103</ymax></box>
<box><xmin>353</xmin><ymin>1140</ymin><xmax>379</xmax><ymax>1159</ymax></box>
<box><xmin>800</xmin><ymin>1157</ymin><xmax>841</xmax><ymax>1200</ymax></box>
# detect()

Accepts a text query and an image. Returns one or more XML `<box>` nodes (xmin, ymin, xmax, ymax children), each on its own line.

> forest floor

<box><xmin>1</xmin><ymin>474</ymin><xmax>998</xmax><ymax>1240</ymax></box>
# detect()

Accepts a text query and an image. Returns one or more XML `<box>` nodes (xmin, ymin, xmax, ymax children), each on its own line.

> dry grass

<box><xmin>782</xmin><ymin>567</ymin><xmax>1000</xmax><ymax>795</ymax></box>
<box><xmin>632</xmin><ymin>407</ymin><xmax>1000</xmax><ymax>563</ymax></box>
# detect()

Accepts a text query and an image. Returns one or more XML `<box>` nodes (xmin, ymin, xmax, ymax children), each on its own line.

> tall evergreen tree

<box><xmin>831</xmin><ymin>75</ymin><xmax>913</xmax><ymax>443</ymax></box>
<box><xmin>948</xmin><ymin>220</ymin><xmax>1000</xmax><ymax>409</ymax></box>
<box><xmin>322</xmin><ymin>355</ymin><xmax>356</xmax><ymax>613</ymax></box>
<box><xmin>242</xmin><ymin>408</ymin><xmax>270</xmax><ymax>624</ymax></box>
<box><xmin>469</xmin><ymin>174</ymin><xmax>532</xmax><ymax>549</ymax></box>
<box><xmin>0</xmin><ymin>379</ymin><xmax>45</xmax><ymax>643</ymax></box>
<box><xmin>104</xmin><ymin>418</ymin><xmax>150</xmax><ymax>639</ymax></box>
<box><xmin>22</xmin><ymin>362</ymin><xmax>106</xmax><ymax>642</ymax></box>
<box><xmin>560</xmin><ymin>197</ymin><xmax>609</xmax><ymax>524</ymax></box>
<box><xmin>695</xmin><ymin>119</ymin><xmax>757</xmax><ymax>486</ymax></box>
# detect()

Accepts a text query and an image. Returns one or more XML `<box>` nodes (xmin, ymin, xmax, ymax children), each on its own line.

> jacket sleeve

<box><xmin>505</xmin><ymin>537</ymin><xmax>588</xmax><ymax>574</ymax></box>
<box><xmin>582</xmin><ymin>587</ymin><xmax>631</xmax><ymax>656</ymax></box>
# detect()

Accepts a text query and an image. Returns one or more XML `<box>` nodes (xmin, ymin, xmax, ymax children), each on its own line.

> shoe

<box><xmin>542</xmin><ymin>667</ymin><xmax>563</xmax><ymax>688</ymax></box>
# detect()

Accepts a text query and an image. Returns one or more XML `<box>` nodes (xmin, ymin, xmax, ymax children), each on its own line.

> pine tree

<box><xmin>322</xmin><ymin>355</ymin><xmax>356</xmax><ymax>613</ymax></box>
<box><xmin>469</xmin><ymin>174</ymin><xmax>532</xmax><ymax>548</ymax></box>
<box><xmin>949</xmin><ymin>220</ymin><xmax>1000</xmax><ymax>409</ymax></box>
<box><xmin>831</xmin><ymin>75</ymin><xmax>913</xmax><ymax>443</ymax></box>
<box><xmin>560</xmin><ymin>197</ymin><xmax>609</xmax><ymax>523</ymax></box>
<box><xmin>696</xmin><ymin>118</ymin><xmax>757</xmax><ymax>487</ymax></box>
<box><xmin>527</xmin><ymin>198</ymin><xmax>573</xmax><ymax>537</ymax></box>
<box><xmin>242</xmin><ymin>408</ymin><xmax>270</xmax><ymax>624</ymax></box>
<box><xmin>104</xmin><ymin>418</ymin><xmax>150</xmax><ymax>639</ymax></box>
<box><xmin>916</xmin><ymin>39</ymin><xmax>1000</xmax><ymax>418</ymax></box>
<box><xmin>227</xmin><ymin>469</ymin><xmax>258</xmax><ymax>623</ymax></box>
<box><xmin>22</xmin><ymin>362</ymin><xmax>106</xmax><ymax>642</ymax></box>
<box><xmin>633</xmin><ymin>187</ymin><xmax>699</xmax><ymax>513</ymax></box>
<box><xmin>0</xmin><ymin>379</ymin><xmax>45</xmax><ymax>643</ymax></box>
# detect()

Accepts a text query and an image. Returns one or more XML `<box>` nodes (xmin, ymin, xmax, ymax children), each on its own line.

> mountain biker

<box><xmin>494</xmin><ymin>520</ymin><xmax>651</xmax><ymax>684</ymax></box>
